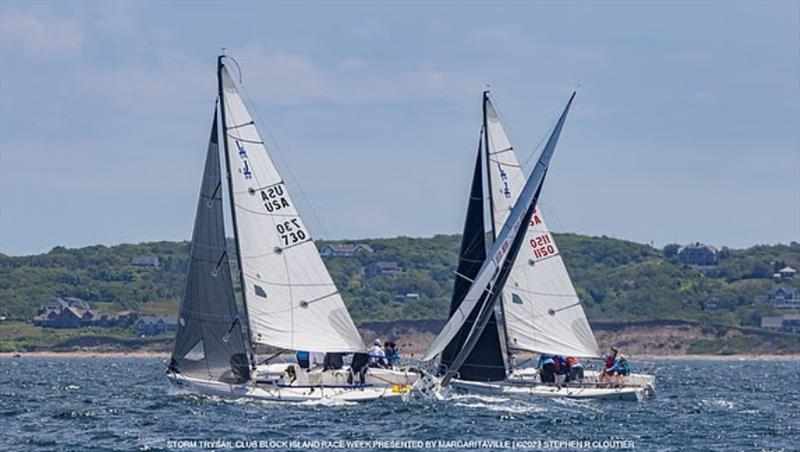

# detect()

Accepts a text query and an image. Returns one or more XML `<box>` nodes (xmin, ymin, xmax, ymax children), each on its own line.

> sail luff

<box><xmin>483</xmin><ymin>91</ymin><xmax>497</xmax><ymax>241</ymax></box>
<box><xmin>422</xmin><ymin>91</ymin><xmax>576</xmax><ymax>363</ymax></box>
<box><xmin>482</xmin><ymin>91</ymin><xmax>513</xmax><ymax>369</ymax></box>
<box><xmin>170</xmin><ymin>107</ymin><xmax>250</xmax><ymax>383</ymax></box>
<box><xmin>217</xmin><ymin>57</ymin><xmax>256</xmax><ymax>365</ymax></box>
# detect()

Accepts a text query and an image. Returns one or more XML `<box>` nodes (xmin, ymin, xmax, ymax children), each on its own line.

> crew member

<box><xmin>368</xmin><ymin>339</ymin><xmax>387</xmax><ymax>368</ymax></box>
<box><xmin>537</xmin><ymin>353</ymin><xmax>555</xmax><ymax>384</ymax></box>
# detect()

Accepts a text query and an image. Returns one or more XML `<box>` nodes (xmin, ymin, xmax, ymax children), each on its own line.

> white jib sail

<box><xmin>220</xmin><ymin>66</ymin><xmax>365</xmax><ymax>353</ymax></box>
<box><xmin>484</xmin><ymin>97</ymin><xmax>601</xmax><ymax>358</ymax></box>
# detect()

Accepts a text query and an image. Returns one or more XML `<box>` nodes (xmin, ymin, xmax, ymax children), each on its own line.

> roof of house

<box><xmin>59</xmin><ymin>306</ymin><xmax>85</xmax><ymax>319</ymax></box>
<box><xmin>769</xmin><ymin>286</ymin><xmax>798</xmax><ymax>296</ymax></box>
<box><xmin>137</xmin><ymin>315</ymin><xmax>177</xmax><ymax>324</ymax></box>
<box><xmin>322</xmin><ymin>243</ymin><xmax>373</xmax><ymax>253</ymax></box>
<box><xmin>779</xmin><ymin>266</ymin><xmax>797</xmax><ymax>273</ymax></box>
<box><xmin>81</xmin><ymin>310</ymin><xmax>98</xmax><ymax>319</ymax></box>
<box><xmin>678</xmin><ymin>242</ymin><xmax>718</xmax><ymax>253</ymax></box>
<box><xmin>47</xmin><ymin>296</ymin><xmax>89</xmax><ymax>310</ymax></box>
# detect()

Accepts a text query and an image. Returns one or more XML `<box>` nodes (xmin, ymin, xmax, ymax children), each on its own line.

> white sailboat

<box><xmin>417</xmin><ymin>91</ymin><xmax>655</xmax><ymax>401</ymax></box>
<box><xmin>166</xmin><ymin>55</ymin><xmax>408</xmax><ymax>402</ymax></box>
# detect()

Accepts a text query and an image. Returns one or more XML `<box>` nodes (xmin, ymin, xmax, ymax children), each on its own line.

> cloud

<box><xmin>229</xmin><ymin>47</ymin><xmax>479</xmax><ymax>105</ymax></box>
<box><xmin>231</xmin><ymin>48</ymin><xmax>335</xmax><ymax>105</ymax></box>
<box><xmin>0</xmin><ymin>10</ymin><xmax>85</xmax><ymax>61</ymax></box>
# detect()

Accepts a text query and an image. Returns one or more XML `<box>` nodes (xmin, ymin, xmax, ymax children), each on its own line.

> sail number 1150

<box><xmin>530</xmin><ymin>233</ymin><xmax>556</xmax><ymax>259</ymax></box>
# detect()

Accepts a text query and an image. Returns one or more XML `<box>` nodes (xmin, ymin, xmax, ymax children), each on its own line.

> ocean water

<box><xmin>1</xmin><ymin>357</ymin><xmax>798</xmax><ymax>451</ymax></box>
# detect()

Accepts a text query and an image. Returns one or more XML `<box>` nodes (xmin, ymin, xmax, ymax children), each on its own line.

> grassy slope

<box><xmin>1</xmin><ymin>234</ymin><xmax>798</xmax><ymax>352</ymax></box>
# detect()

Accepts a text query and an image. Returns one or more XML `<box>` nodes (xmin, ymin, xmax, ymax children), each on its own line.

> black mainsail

<box><xmin>169</xmin><ymin>109</ymin><xmax>250</xmax><ymax>383</ymax></box>
<box><xmin>439</xmin><ymin>136</ymin><xmax>507</xmax><ymax>382</ymax></box>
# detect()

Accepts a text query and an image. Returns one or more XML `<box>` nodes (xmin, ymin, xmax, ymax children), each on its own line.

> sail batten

<box><xmin>218</xmin><ymin>63</ymin><xmax>364</xmax><ymax>353</ymax></box>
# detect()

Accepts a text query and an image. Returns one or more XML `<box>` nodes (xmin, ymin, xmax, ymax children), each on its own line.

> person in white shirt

<box><xmin>309</xmin><ymin>351</ymin><xmax>325</xmax><ymax>369</ymax></box>
<box><xmin>368</xmin><ymin>338</ymin><xmax>386</xmax><ymax>367</ymax></box>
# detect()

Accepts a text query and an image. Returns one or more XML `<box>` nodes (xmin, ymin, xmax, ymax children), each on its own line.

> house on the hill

<box><xmin>135</xmin><ymin>316</ymin><xmax>177</xmax><ymax>336</ymax></box>
<box><xmin>701</xmin><ymin>298</ymin><xmax>721</xmax><ymax>311</ymax></box>
<box><xmin>677</xmin><ymin>242</ymin><xmax>718</xmax><ymax>266</ymax></box>
<box><xmin>767</xmin><ymin>286</ymin><xmax>800</xmax><ymax>309</ymax></box>
<box><xmin>761</xmin><ymin>315</ymin><xmax>800</xmax><ymax>333</ymax></box>
<box><xmin>319</xmin><ymin>243</ymin><xmax>374</xmax><ymax>258</ymax></box>
<box><xmin>778</xmin><ymin>266</ymin><xmax>797</xmax><ymax>279</ymax></box>
<box><xmin>37</xmin><ymin>307</ymin><xmax>84</xmax><ymax>329</ymax></box>
<box><xmin>394</xmin><ymin>293</ymin><xmax>420</xmax><ymax>301</ymax></box>
<box><xmin>33</xmin><ymin>296</ymin><xmax>134</xmax><ymax>329</ymax></box>
<box><xmin>131</xmin><ymin>255</ymin><xmax>160</xmax><ymax>268</ymax></box>
<box><xmin>366</xmin><ymin>261</ymin><xmax>401</xmax><ymax>278</ymax></box>
<box><xmin>34</xmin><ymin>296</ymin><xmax>92</xmax><ymax>328</ymax></box>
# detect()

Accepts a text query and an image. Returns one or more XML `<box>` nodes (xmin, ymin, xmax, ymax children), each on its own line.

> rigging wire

<box><xmin>236</xmin><ymin>72</ymin><xmax>333</xmax><ymax>241</ymax></box>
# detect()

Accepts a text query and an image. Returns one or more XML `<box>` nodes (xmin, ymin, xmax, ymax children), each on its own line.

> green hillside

<box><xmin>1</xmin><ymin>234</ymin><xmax>798</xmax><ymax>329</ymax></box>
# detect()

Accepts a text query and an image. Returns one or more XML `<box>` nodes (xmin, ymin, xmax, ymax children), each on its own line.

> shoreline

<box><xmin>1</xmin><ymin>351</ymin><xmax>798</xmax><ymax>361</ymax></box>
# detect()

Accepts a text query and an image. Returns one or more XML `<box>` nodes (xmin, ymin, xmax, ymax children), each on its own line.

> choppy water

<box><xmin>1</xmin><ymin>357</ymin><xmax>798</xmax><ymax>451</ymax></box>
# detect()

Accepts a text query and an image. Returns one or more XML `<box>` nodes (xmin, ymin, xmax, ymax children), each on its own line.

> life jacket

<box><xmin>553</xmin><ymin>356</ymin><xmax>566</xmax><ymax>373</ymax></box>
<box><xmin>566</xmin><ymin>356</ymin><xmax>577</xmax><ymax>367</ymax></box>
<box><xmin>604</xmin><ymin>355</ymin><xmax>615</xmax><ymax>369</ymax></box>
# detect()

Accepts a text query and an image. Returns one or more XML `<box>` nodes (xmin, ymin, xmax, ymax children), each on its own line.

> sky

<box><xmin>0</xmin><ymin>1</ymin><xmax>798</xmax><ymax>256</ymax></box>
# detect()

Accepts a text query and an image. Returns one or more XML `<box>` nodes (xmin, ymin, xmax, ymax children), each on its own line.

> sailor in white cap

<box><xmin>368</xmin><ymin>338</ymin><xmax>386</xmax><ymax>367</ymax></box>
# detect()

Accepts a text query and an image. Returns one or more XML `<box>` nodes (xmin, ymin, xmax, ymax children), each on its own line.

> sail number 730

<box><xmin>276</xmin><ymin>219</ymin><xmax>307</xmax><ymax>245</ymax></box>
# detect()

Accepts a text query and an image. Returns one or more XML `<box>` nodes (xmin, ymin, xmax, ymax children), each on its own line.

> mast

<box><xmin>217</xmin><ymin>55</ymin><xmax>256</xmax><ymax>368</ymax></box>
<box><xmin>482</xmin><ymin>90</ymin><xmax>512</xmax><ymax>372</ymax></box>
<box><xmin>482</xmin><ymin>91</ymin><xmax>497</xmax><ymax>240</ymax></box>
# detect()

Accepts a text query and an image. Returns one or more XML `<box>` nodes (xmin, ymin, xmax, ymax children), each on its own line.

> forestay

<box><xmin>219</xmin><ymin>66</ymin><xmax>364</xmax><ymax>353</ymax></box>
<box><xmin>484</xmin><ymin>97</ymin><xmax>600</xmax><ymax>358</ymax></box>
<box><xmin>170</xmin><ymin>110</ymin><xmax>250</xmax><ymax>383</ymax></box>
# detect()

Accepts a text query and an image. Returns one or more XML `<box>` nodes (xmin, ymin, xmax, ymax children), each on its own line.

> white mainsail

<box><xmin>484</xmin><ymin>97</ymin><xmax>601</xmax><ymax>358</ymax></box>
<box><xmin>219</xmin><ymin>65</ymin><xmax>364</xmax><ymax>353</ymax></box>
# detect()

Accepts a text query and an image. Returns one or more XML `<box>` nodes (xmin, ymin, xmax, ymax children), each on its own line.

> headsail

<box><xmin>423</xmin><ymin>92</ymin><xmax>577</xmax><ymax>363</ymax></box>
<box><xmin>218</xmin><ymin>61</ymin><xmax>364</xmax><ymax>353</ymax></box>
<box><xmin>170</xmin><ymin>109</ymin><xmax>250</xmax><ymax>383</ymax></box>
<box><xmin>484</xmin><ymin>96</ymin><xmax>601</xmax><ymax>358</ymax></box>
<box><xmin>439</xmin><ymin>141</ymin><xmax>507</xmax><ymax>381</ymax></box>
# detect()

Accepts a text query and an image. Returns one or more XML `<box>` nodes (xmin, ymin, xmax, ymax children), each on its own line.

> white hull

<box><xmin>509</xmin><ymin>368</ymin><xmax>656</xmax><ymax>391</ymax></box>
<box><xmin>451</xmin><ymin>379</ymin><xmax>648</xmax><ymax>402</ymax></box>
<box><xmin>167</xmin><ymin>372</ymin><xmax>404</xmax><ymax>402</ymax></box>
<box><xmin>254</xmin><ymin>362</ymin><xmax>420</xmax><ymax>387</ymax></box>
